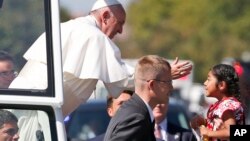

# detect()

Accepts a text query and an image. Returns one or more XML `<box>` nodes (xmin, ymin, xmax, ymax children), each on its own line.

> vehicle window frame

<box><xmin>0</xmin><ymin>103</ymin><xmax>58</xmax><ymax>141</ymax></box>
<box><xmin>0</xmin><ymin>0</ymin><xmax>55</xmax><ymax>97</ymax></box>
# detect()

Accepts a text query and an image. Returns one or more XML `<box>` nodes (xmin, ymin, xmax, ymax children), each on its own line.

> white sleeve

<box><xmin>104</xmin><ymin>74</ymin><xmax>134</xmax><ymax>98</ymax></box>
<box><xmin>62</xmin><ymin>72</ymin><xmax>98</xmax><ymax>116</ymax></box>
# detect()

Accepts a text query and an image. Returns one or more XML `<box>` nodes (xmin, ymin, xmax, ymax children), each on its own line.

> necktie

<box><xmin>154</xmin><ymin>124</ymin><xmax>162</xmax><ymax>139</ymax></box>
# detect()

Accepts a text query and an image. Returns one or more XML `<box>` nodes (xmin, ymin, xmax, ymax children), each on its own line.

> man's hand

<box><xmin>171</xmin><ymin>57</ymin><xmax>193</xmax><ymax>80</ymax></box>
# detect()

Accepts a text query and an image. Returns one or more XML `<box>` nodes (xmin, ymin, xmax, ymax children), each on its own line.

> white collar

<box><xmin>89</xmin><ymin>15</ymin><xmax>101</xmax><ymax>29</ymax></box>
<box><xmin>142</xmin><ymin>100</ymin><xmax>154</xmax><ymax>123</ymax></box>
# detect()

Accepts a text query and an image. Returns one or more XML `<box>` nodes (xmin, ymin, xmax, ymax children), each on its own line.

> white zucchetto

<box><xmin>91</xmin><ymin>0</ymin><xmax>122</xmax><ymax>11</ymax></box>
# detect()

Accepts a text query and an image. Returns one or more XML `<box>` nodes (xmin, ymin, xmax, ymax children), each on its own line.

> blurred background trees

<box><xmin>1</xmin><ymin>0</ymin><xmax>249</xmax><ymax>83</ymax></box>
<box><xmin>0</xmin><ymin>0</ymin><xmax>71</xmax><ymax>71</ymax></box>
<box><xmin>0</xmin><ymin>0</ymin><xmax>45</xmax><ymax>70</ymax></box>
<box><xmin>118</xmin><ymin>1</ymin><xmax>250</xmax><ymax>119</ymax></box>
<box><xmin>117</xmin><ymin>0</ymin><xmax>250</xmax><ymax>83</ymax></box>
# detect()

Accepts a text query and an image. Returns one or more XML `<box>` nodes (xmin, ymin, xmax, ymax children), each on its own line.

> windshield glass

<box><xmin>0</xmin><ymin>105</ymin><xmax>57</xmax><ymax>141</ymax></box>
<box><xmin>0</xmin><ymin>0</ymin><xmax>54</xmax><ymax>96</ymax></box>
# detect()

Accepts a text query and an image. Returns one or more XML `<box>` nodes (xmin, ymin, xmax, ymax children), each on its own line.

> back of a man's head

<box><xmin>134</xmin><ymin>55</ymin><xmax>171</xmax><ymax>86</ymax></box>
<box><xmin>134</xmin><ymin>55</ymin><xmax>172</xmax><ymax>108</ymax></box>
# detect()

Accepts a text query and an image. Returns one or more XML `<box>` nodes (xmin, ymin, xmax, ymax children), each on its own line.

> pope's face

<box><xmin>103</xmin><ymin>6</ymin><xmax>126</xmax><ymax>39</ymax></box>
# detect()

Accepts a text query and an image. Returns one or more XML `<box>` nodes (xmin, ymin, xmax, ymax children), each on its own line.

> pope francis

<box><xmin>10</xmin><ymin>0</ymin><xmax>134</xmax><ymax>116</ymax></box>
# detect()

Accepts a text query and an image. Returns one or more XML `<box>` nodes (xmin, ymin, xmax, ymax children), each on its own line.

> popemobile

<box><xmin>0</xmin><ymin>0</ymin><xmax>66</xmax><ymax>140</ymax></box>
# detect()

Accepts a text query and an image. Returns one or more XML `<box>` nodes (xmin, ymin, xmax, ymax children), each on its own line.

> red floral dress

<box><xmin>206</xmin><ymin>97</ymin><xmax>245</xmax><ymax>141</ymax></box>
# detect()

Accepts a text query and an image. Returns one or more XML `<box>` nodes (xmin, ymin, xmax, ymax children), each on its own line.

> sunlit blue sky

<box><xmin>60</xmin><ymin>0</ymin><xmax>133</xmax><ymax>16</ymax></box>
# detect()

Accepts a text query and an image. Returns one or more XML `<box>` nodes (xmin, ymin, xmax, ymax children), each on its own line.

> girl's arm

<box><xmin>200</xmin><ymin>110</ymin><xmax>236</xmax><ymax>139</ymax></box>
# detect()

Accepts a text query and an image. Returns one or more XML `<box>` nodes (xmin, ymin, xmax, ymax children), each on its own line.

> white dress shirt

<box><xmin>158</xmin><ymin>118</ymin><xmax>168</xmax><ymax>141</ymax></box>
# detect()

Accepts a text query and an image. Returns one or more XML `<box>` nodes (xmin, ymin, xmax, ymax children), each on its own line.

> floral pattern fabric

<box><xmin>206</xmin><ymin>97</ymin><xmax>245</xmax><ymax>131</ymax></box>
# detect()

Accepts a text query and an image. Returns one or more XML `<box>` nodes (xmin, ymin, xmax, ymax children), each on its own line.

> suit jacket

<box><xmin>104</xmin><ymin>94</ymin><xmax>156</xmax><ymax>141</ymax></box>
<box><xmin>157</xmin><ymin>121</ymin><xmax>196</xmax><ymax>141</ymax></box>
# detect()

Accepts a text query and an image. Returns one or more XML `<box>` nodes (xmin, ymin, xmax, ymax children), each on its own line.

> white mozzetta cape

<box><xmin>10</xmin><ymin>15</ymin><xmax>134</xmax><ymax>113</ymax></box>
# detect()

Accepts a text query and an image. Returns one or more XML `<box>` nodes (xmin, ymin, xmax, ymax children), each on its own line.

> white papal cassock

<box><xmin>9</xmin><ymin>15</ymin><xmax>134</xmax><ymax>141</ymax></box>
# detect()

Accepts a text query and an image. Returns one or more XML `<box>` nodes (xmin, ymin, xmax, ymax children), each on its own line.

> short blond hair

<box><xmin>135</xmin><ymin>55</ymin><xmax>171</xmax><ymax>85</ymax></box>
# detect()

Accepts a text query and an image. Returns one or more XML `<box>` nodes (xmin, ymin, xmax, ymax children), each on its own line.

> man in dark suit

<box><xmin>153</xmin><ymin>103</ymin><xmax>197</xmax><ymax>141</ymax></box>
<box><xmin>104</xmin><ymin>55</ymin><xmax>173</xmax><ymax>141</ymax></box>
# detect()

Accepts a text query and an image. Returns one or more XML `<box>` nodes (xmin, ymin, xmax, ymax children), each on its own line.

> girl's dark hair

<box><xmin>211</xmin><ymin>64</ymin><xmax>241</xmax><ymax>101</ymax></box>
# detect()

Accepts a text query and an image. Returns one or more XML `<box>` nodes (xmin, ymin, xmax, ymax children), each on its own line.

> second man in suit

<box><xmin>153</xmin><ymin>103</ymin><xmax>196</xmax><ymax>141</ymax></box>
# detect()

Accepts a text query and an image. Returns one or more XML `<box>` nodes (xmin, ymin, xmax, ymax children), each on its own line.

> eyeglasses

<box><xmin>141</xmin><ymin>79</ymin><xmax>172</xmax><ymax>85</ymax></box>
<box><xmin>0</xmin><ymin>70</ymin><xmax>17</xmax><ymax>77</ymax></box>
<box><xmin>3</xmin><ymin>127</ymin><xmax>19</xmax><ymax>136</ymax></box>
<box><xmin>152</xmin><ymin>79</ymin><xmax>172</xmax><ymax>84</ymax></box>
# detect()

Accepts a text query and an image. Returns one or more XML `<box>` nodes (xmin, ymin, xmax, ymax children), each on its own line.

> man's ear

<box><xmin>147</xmin><ymin>80</ymin><xmax>154</xmax><ymax>90</ymax></box>
<box><xmin>107</xmin><ymin>108</ymin><xmax>113</xmax><ymax>117</ymax></box>
<box><xmin>102</xmin><ymin>11</ymin><xmax>110</xmax><ymax>24</ymax></box>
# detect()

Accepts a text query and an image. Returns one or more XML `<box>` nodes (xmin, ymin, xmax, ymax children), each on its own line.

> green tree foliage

<box><xmin>0</xmin><ymin>0</ymin><xmax>45</xmax><ymax>71</ymax></box>
<box><xmin>119</xmin><ymin>0</ymin><xmax>250</xmax><ymax>82</ymax></box>
<box><xmin>60</xmin><ymin>7</ymin><xmax>71</xmax><ymax>22</ymax></box>
<box><xmin>0</xmin><ymin>0</ymin><xmax>71</xmax><ymax>71</ymax></box>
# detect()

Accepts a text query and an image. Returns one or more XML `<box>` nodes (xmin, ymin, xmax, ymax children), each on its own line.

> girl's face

<box><xmin>204</xmin><ymin>71</ymin><xmax>219</xmax><ymax>98</ymax></box>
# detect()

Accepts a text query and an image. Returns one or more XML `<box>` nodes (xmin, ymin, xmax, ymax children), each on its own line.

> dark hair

<box><xmin>0</xmin><ymin>109</ymin><xmax>18</xmax><ymax>128</ymax></box>
<box><xmin>0</xmin><ymin>50</ymin><xmax>14</xmax><ymax>62</ymax></box>
<box><xmin>107</xmin><ymin>90</ymin><xmax>134</xmax><ymax>108</ymax></box>
<box><xmin>211</xmin><ymin>64</ymin><xmax>241</xmax><ymax>101</ymax></box>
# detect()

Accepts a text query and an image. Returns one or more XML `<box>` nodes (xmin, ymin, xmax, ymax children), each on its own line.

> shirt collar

<box><xmin>142</xmin><ymin>100</ymin><xmax>154</xmax><ymax>123</ymax></box>
<box><xmin>159</xmin><ymin>118</ymin><xmax>167</xmax><ymax>131</ymax></box>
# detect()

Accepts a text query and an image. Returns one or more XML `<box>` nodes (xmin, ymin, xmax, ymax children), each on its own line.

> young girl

<box><xmin>190</xmin><ymin>64</ymin><xmax>245</xmax><ymax>141</ymax></box>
